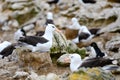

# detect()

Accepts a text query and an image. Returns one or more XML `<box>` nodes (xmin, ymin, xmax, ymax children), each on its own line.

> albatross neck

<box><xmin>42</xmin><ymin>30</ymin><xmax>54</xmax><ymax>40</ymax></box>
<box><xmin>70</xmin><ymin>60</ymin><xmax>83</xmax><ymax>72</ymax></box>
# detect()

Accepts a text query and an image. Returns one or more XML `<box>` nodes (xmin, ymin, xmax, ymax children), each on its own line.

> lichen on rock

<box><xmin>69</xmin><ymin>68</ymin><xmax>115</xmax><ymax>80</ymax></box>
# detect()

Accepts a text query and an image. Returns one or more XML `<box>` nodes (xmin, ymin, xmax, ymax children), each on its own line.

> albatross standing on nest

<box><xmin>70</xmin><ymin>18</ymin><xmax>94</xmax><ymax>43</ymax></box>
<box><xmin>66</xmin><ymin>18</ymin><xmax>99</xmax><ymax>43</ymax></box>
<box><xmin>18</xmin><ymin>24</ymin><xmax>60</xmax><ymax>52</ymax></box>
<box><xmin>65</xmin><ymin>53</ymin><xmax>118</xmax><ymax>72</ymax></box>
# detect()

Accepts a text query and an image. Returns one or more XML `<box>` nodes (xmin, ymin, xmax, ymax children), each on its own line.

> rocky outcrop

<box><xmin>105</xmin><ymin>36</ymin><xmax>120</xmax><ymax>52</ymax></box>
<box><xmin>18</xmin><ymin>51</ymin><xmax>52</xmax><ymax>71</ymax></box>
<box><xmin>69</xmin><ymin>68</ymin><xmax>115</xmax><ymax>80</ymax></box>
<box><xmin>51</xmin><ymin>31</ymin><xmax>68</xmax><ymax>54</ymax></box>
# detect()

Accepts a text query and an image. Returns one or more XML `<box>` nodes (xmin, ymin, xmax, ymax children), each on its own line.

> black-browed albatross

<box><xmin>65</xmin><ymin>53</ymin><xmax>118</xmax><ymax>72</ymax></box>
<box><xmin>18</xmin><ymin>24</ymin><xmax>60</xmax><ymax>52</ymax></box>
<box><xmin>69</xmin><ymin>18</ymin><xmax>94</xmax><ymax>43</ymax></box>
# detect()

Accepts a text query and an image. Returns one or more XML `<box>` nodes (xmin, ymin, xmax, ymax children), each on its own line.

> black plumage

<box><xmin>82</xmin><ymin>0</ymin><xmax>96</xmax><ymax>4</ymax></box>
<box><xmin>47</xmin><ymin>0</ymin><xmax>59</xmax><ymax>5</ymax></box>
<box><xmin>0</xmin><ymin>44</ymin><xmax>16</xmax><ymax>59</ymax></box>
<box><xmin>21</xmin><ymin>28</ymin><xmax>26</xmax><ymax>36</ymax></box>
<box><xmin>45</xmin><ymin>19</ymin><xmax>54</xmax><ymax>25</ymax></box>
<box><xmin>89</xmin><ymin>28</ymin><xmax>100</xmax><ymax>36</ymax></box>
<box><xmin>18</xmin><ymin>36</ymin><xmax>49</xmax><ymax>46</ymax></box>
<box><xmin>90</xmin><ymin>42</ymin><xmax>105</xmax><ymax>57</ymax></box>
<box><xmin>78</xmin><ymin>32</ymin><xmax>90</xmax><ymax>41</ymax></box>
<box><xmin>80</xmin><ymin>57</ymin><xmax>115</xmax><ymax>68</ymax></box>
<box><xmin>36</xmin><ymin>31</ymin><xmax>45</xmax><ymax>36</ymax></box>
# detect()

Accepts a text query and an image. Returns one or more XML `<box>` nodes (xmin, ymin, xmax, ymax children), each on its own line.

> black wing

<box><xmin>91</xmin><ymin>42</ymin><xmax>105</xmax><ymax>57</ymax></box>
<box><xmin>18</xmin><ymin>36</ymin><xmax>49</xmax><ymax>46</ymax></box>
<box><xmin>47</xmin><ymin>0</ymin><xmax>59</xmax><ymax>5</ymax></box>
<box><xmin>45</xmin><ymin>19</ymin><xmax>54</xmax><ymax>25</ymax></box>
<box><xmin>89</xmin><ymin>28</ymin><xmax>100</xmax><ymax>35</ymax></box>
<box><xmin>36</xmin><ymin>31</ymin><xmax>45</xmax><ymax>36</ymax></box>
<box><xmin>80</xmin><ymin>57</ymin><xmax>113</xmax><ymax>68</ymax></box>
<box><xmin>79</xmin><ymin>32</ymin><xmax>90</xmax><ymax>41</ymax></box>
<box><xmin>82</xmin><ymin>0</ymin><xmax>96</xmax><ymax>3</ymax></box>
<box><xmin>0</xmin><ymin>44</ymin><xmax>15</xmax><ymax>58</ymax></box>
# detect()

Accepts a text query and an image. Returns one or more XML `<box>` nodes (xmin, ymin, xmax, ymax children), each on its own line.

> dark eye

<box><xmin>52</xmin><ymin>26</ymin><xmax>55</xmax><ymax>28</ymax></box>
<box><xmin>71</xmin><ymin>56</ymin><xmax>73</xmax><ymax>58</ymax></box>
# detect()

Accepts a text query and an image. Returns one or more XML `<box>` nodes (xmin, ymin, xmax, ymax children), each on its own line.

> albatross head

<box><xmin>69</xmin><ymin>17</ymin><xmax>81</xmax><ymax>30</ymax></box>
<box><xmin>47</xmin><ymin>12</ymin><xmax>53</xmax><ymax>20</ymax></box>
<box><xmin>71</xmin><ymin>17</ymin><xmax>78</xmax><ymax>23</ymax></box>
<box><xmin>46</xmin><ymin>24</ymin><xmax>60</xmax><ymax>33</ymax></box>
<box><xmin>69</xmin><ymin>53</ymin><xmax>82</xmax><ymax>72</ymax></box>
<box><xmin>43</xmin><ymin>24</ymin><xmax>61</xmax><ymax>39</ymax></box>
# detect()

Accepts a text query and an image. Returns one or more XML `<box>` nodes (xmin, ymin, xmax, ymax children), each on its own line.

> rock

<box><xmin>66</xmin><ymin>40</ymin><xmax>78</xmax><ymax>52</ymax></box>
<box><xmin>0</xmin><ymin>69</ymin><xmax>10</xmax><ymax>76</ymax></box>
<box><xmin>51</xmin><ymin>31</ymin><xmax>86</xmax><ymax>57</ymax></box>
<box><xmin>97</xmin><ymin>8</ymin><xmax>120</xmax><ymax>34</ymax></box>
<box><xmin>23</xmin><ymin>24</ymin><xmax>35</xmax><ymax>32</ymax></box>
<box><xmin>105</xmin><ymin>36</ymin><xmax>120</xmax><ymax>52</ymax></box>
<box><xmin>59</xmin><ymin>72</ymin><xmax>69</xmax><ymax>80</ymax></box>
<box><xmin>1</xmin><ymin>22</ymin><xmax>11</xmax><ymax>31</ymax></box>
<box><xmin>18</xmin><ymin>51</ymin><xmax>52</xmax><ymax>71</ymax></box>
<box><xmin>57</xmin><ymin>54</ymin><xmax>70</xmax><ymax>66</ymax></box>
<box><xmin>8</xmin><ymin>19</ymin><xmax>19</xmax><ymax>28</ymax></box>
<box><xmin>13</xmin><ymin>71</ymin><xmax>29</xmax><ymax>79</ymax></box>
<box><xmin>5</xmin><ymin>0</ymin><xmax>28</xmax><ymax>3</ymax></box>
<box><xmin>69</xmin><ymin>68</ymin><xmax>115</xmax><ymax>80</ymax></box>
<box><xmin>11</xmin><ymin>3</ymin><xmax>25</xmax><ymax>10</ymax></box>
<box><xmin>0</xmin><ymin>14</ymin><xmax>8</xmax><ymax>25</ymax></box>
<box><xmin>34</xmin><ymin>1</ymin><xmax>50</xmax><ymax>11</ymax></box>
<box><xmin>46</xmin><ymin>73</ymin><xmax>60</xmax><ymax>80</ymax></box>
<box><xmin>26</xmin><ymin>71</ymin><xmax>44</xmax><ymax>80</ymax></box>
<box><xmin>50</xmin><ymin>31</ymin><xmax>68</xmax><ymax>54</ymax></box>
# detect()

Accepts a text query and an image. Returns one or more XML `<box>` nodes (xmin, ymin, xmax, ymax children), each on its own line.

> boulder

<box><xmin>69</xmin><ymin>68</ymin><xmax>115</xmax><ymax>80</ymax></box>
<box><xmin>57</xmin><ymin>54</ymin><xmax>70</xmax><ymax>66</ymax></box>
<box><xmin>50</xmin><ymin>31</ymin><xmax>68</xmax><ymax>54</ymax></box>
<box><xmin>18</xmin><ymin>50</ymin><xmax>52</xmax><ymax>71</ymax></box>
<box><xmin>105</xmin><ymin>36</ymin><xmax>120</xmax><ymax>52</ymax></box>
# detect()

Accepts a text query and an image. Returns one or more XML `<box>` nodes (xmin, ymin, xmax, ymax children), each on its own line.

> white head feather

<box><xmin>68</xmin><ymin>17</ymin><xmax>81</xmax><ymax>30</ymax></box>
<box><xmin>47</xmin><ymin>12</ymin><xmax>53</xmax><ymax>20</ymax></box>
<box><xmin>69</xmin><ymin>54</ymin><xmax>83</xmax><ymax>72</ymax></box>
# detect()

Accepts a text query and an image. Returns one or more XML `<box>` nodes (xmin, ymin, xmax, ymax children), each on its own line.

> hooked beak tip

<box><xmin>55</xmin><ymin>28</ymin><xmax>61</xmax><ymax>33</ymax></box>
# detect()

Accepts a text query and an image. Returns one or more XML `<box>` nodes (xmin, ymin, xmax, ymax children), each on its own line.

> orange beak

<box><xmin>55</xmin><ymin>28</ymin><xmax>62</xmax><ymax>33</ymax></box>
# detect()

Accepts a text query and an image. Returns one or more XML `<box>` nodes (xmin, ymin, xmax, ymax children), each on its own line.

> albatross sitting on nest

<box><xmin>65</xmin><ymin>53</ymin><xmax>119</xmax><ymax>72</ymax></box>
<box><xmin>18</xmin><ymin>24</ymin><xmax>60</xmax><ymax>52</ymax></box>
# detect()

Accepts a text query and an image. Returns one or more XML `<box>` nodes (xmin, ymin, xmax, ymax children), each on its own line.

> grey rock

<box><xmin>105</xmin><ymin>36</ymin><xmax>120</xmax><ymax>52</ymax></box>
<box><xmin>18</xmin><ymin>51</ymin><xmax>53</xmax><ymax>70</ymax></box>
<box><xmin>57</xmin><ymin>54</ymin><xmax>70</xmax><ymax>66</ymax></box>
<box><xmin>13</xmin><ymin>71</ymin><xmax>29</xmax><ymax>79</ymax></box>
<box><xmin>0</xmin><ymin>15</ymin><xmax>8</xmax><ymax>25</ymax></box>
